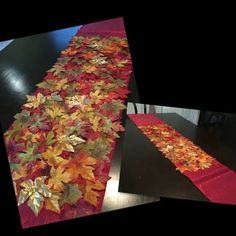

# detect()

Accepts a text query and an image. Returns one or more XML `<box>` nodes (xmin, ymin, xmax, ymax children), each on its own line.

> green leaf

<box><xmin>18</xmin><ymin>144</ymin><xmax>39</xmax><ymax>163</ymax></box>
<box><xmin>101</xmin><ymin>100</ymin><xmax>126</xmax><ymax>114</ymax></box>
<box><xmin>83</xmin><ymin>138</ymin><xmax>111</xmax><ymax>160</ymax></box>
<box><xmin>108</xmin><ymin>78</ymin><xmax>127</xmax><ymax>87</ymax></box>
<box><xmin>59</xmin><ymin>184</ymin><xmax>82</xmax><ymax>206</ymax></box>
<box><xmin>46</xmin><ymin>130</ymin><xmax>56</xmax><ymax>146</ymax></box>
<box><xmin>57</xmin><ymin>57</ymin><xmax>71</xmax><ymax>65</ymax></box>
<box><xmin>36</xmin><ymin>80</ymin><xmax>55</xmax><ymax>91</ymax></box>
<box><xmin>14</xmin><ymin>111</ymin><xmax>31</xmax><ymax>124</ymax></box>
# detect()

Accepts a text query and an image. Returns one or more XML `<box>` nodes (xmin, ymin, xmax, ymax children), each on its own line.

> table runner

<box><xmin>128</xmin><ymin>114</ymin><xmax>236</xmax><ymax>205</ymax></box>
<box><xmin>4</xmin><ymin>17</ymin><xmax>132</xmax><ymax>228</ymax></box>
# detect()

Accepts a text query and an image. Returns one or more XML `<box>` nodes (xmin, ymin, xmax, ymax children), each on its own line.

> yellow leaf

<box><xmin>81</xmin><ymin>64</ymin><xmax>97</xmax><ymax>74</ymax></box>
<box><xmin>24</xmin><ymin>93</ymin><xmax>46</xmax><ymax>109</ymax></box>
<box><xmin>45</xmin><ymin>194</ymin><xmax>61</xmax><ymax>214</ymax></box>
<box><xmin>54</xmin><ymin>78</ymin><xmax>69</xmax><ymax>91</ymax></box>
<box><xmin>48</xmin><ymin>166</ymin><xmax>72</xmax><ymax>192</ymax></box>
<box><xmin>46</xmin><ymin>104</ymin><xmax>65</xmax><ymax>119</ymax></box>
<box><xmin>57</xmin><ymin>134</ymin><xmax>86</xmax><ymax>152</ymax></box>
<box><xmin>84</xmin><ymin>180</ymin><xmax>105</xmax><ymax>207</ymax></box>
<box><xmin>42</xmin><ymin>146</ymin><xmax>64</xmax><ymax>167</ymax></box>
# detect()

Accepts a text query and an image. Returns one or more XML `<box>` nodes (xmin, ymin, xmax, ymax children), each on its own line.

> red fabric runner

<box><xmin>4</xmin><ymin>17</ymin><xmax>132</xmax><ymax>228</ymax></box>
<box><xmin>128</xmin><ymin>114</ymin><xmax>236</xmax><ymax>205</ymax></box>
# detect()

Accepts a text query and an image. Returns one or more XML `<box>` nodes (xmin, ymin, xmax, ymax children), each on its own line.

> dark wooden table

<box><xmin>119</xmin><ymin>113</ymin><xmax>236</xmax><ymax>202</ymax></box>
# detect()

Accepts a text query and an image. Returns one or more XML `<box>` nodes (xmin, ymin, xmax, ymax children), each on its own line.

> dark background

<box><xmin>0</xmin><ymin>9</ymin><xmax>235</xmax><ymax>234</ymax></box>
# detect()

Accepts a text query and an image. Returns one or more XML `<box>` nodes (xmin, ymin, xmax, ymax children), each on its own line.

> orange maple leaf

<box><xmin>84</xmin><ymin>180</ymin><xmax>105</xmax><ymax>207</ymax></box>
<box><xmin>65</xmin><ymin>151</ymin><xmax>96</xmax><ymax>181</ymax></box>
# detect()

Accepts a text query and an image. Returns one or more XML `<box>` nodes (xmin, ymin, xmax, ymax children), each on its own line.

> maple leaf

<box><xmin>81</xmin><ymin>64</ymin><xmax>97</xmax><ymax>74</ymax></box>
<box><xmin>101</xmin><ymin>100</ymin><xmax>126</xmax><ymax>114</ymax></box>
<box><xmin>59</xmin><ymin>183</ymin><xmax>82</xmax><ymax>206</ymax></box>
<box><xmin>54</xmin><ymin>78</ymin><xmax>69</xmax><ymax>91</ymax></box>
<box><xmin>57</xmin><ymin>134</ymin><xmax>86</xmax><ymax>152</ymax></box>
<box><xmin>67</xmin><ymin>68</ymin><xmax>80</xmax><ymax>77</ymax></box>
<box><xmin>47</xmin><ymin>64</ymin><xmax>66</xmax><ymax>78</ymax></box>
<box><xmin>21</xmin><ymin>129</ymin><xmax>41</xmax><ymax>143</ymax></box>
<box><xmin>18</xmin><ymin>176</ymin><xmax>52</xmax><ymax>216</ymax></box>
<box><xmin>4</xmin><ymin>121</ymin><xmax>24</xmax><ymax>142</ymax></box>
<box><xmin>57</xmin><ymin>57</ymin><xmax>71</xmax><ymax>65</ymax></box>
<box><xmin>90</xmin><ymin>90</ymin><xmax>107</xmax><ymax>104</ymax></box>
<box><xmin>46</xmin><ymin>130</ymin><xmax>56</xmax><ymax>146</ymax></box>
<box><xmin>108</xmin><ymin>78</ymin><xmax>127</xmax><ymax>88</ymax></box>
<box><xmin>83</xmin><ymin>138</ymin><xmax>112</xmax><ymax>160</ymax></box>
<box><xmin>12</xmin><ymin>165</ymin><xmax>28</xmax><ymax>181</ymax></box>
<box><xmin>115</xmin><ymin>59</ymin><xmax>129</xmax><ymax>68</ymax></box>
<box><xmin>5</xmin><ymin>139</ymin><xmax>24</xmax><ymax>160</ymax></box>
<box><xmin>18</xmin><ymin>143</ymin><xmax>40</xmax><ymax>164</ymax></box>
<box><xmin>29</xmin><ymin>114</ymin><xmax>50</xmax><ymax>131</ymax></box>
<box><xmin>50</xmin><ymin>92</ymin><xmax>63</xmax><ymax>102</ymax></box>
<box><xmin>61</xmin><ymin>47</ymin><xmax>77</xmax><ymax>56</ymax></box>
<box><xmin>100</xmin><ymin>118</ymin><xmax>124</xmax><ymax>138</ymax></box>
<box><xmin>14</xmin><ymin>110</ymin><xmax>31</xmax><ymax>125</ymax></box>
<box><xmin>46</xmin><ymin>104</ymin><xmax>65</xmax><ymax>119</ymax></box>
<box><xmin>28</xmin><ymin>160</ymin><xmax>48</xmax><ymax>176</ymax></box>
<box><xmin>24</xmin><ymin>93</ymin><xmax>46</xmax><ymax>109</ymax></box>
<box><xmin>65</xmin><ymin>152</ymin><xmax>96</xmax><ymax>181</ymax></box>
<box><xmin>88</xmin><ymin>114</ymin><xmax>101</xmax><ymax>132</ymax></box>
<box><xmin>65</xmin><ymin>95</ymin><xmax>85</xmax><ymax>109</ymax></box>
<box><xmin>84</xmin><ymin>180</ymin><xmax>105</xmax><ymax>207</ymax></box>
<box><xmin>42</xmin><ymin>146</ymin><xmax>64</xmax><ymax>167</ymax></box>
<box><xmin>45</xmin><ymin>193</ymin><xmax>61</xmax><ymax>214</ymax></box>
<box><xmin>48</xmin><ymin>166</ymin><xmax>72</xmax><ymax>192</ymax></box>
<box><xmin>89</xmin><ymin>55</ymin><xmax>108</xmax><ymax>66</ymax></box>
<box><xmin>114</xmin><ymin>87</ymin><xmax>130</xmax><ymax>99</ymax></box>
<box><xmin>37</xmin><ymin>80</ymin><xmax>55</xmax><ymax>92</ymax></box>
<box><xmin>82</xmin><ymin>51</ymin><xmax>96</xmax><ymax>60</ymax></box>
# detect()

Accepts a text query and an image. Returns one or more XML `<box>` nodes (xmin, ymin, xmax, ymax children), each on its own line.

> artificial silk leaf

<box><xmin>51</xmin><ymin>92</ymin><xmax>63</xmax><ymax>102</ymax></box>
<box><xmin>89</xmin><ymin>55</ymin><xmax>108</xmax><ymax>66</ymax></box>
<box><xmin>47</xmin><ymin>64</ymin><xmax>66</xmax><ymax>78</ymax></box>
<box><xmin>81</xmin><ymin>64</ymin><xmax>97</xmax><ymax>74</ymax></box>
<box><xmin>54</xmin><ymin>78</ymin><xmax>69</xmax><ymax>91</ymax></box>
<box><xmin>45</xmin><ymin>193</ymin><xmax>61</xmax><ymax>214</ymax></box>
<box><xmin>84</xmin><ymin>180</ymin><xmax>105</xmax><ymax>207</ymax></box>
<box><xmin>48</xmin><ymin>166</ymin><xmax>72</xmax><ymax>192</ymax></box>
<box><xmin>18</xmin><ymin>143</ymin><xmax>39</xmax><ymax>163</ymax></box>
<box><xmin>21</xmin><ymin>129</ymin><xmax>41</xmax><ymax>143</ymax></box>
<box><xmin>36</xmin><ymin>80</ymin><xmax>55</xmax><ymax>91</ymax></box>
<box><xmin>83</xmin><ymin>139</ymin><xmax>111</xmax><ymax>160</ymax></box>
<box><xmin>59</xmin><ymin>183</ymin><xmax>82</xmax><ymax>206</ymax></box>
<box><xmin>46</xmin><ymin>130</ymin><xmax>56</xmax><ymax>146</ymax></box>
<box><xmin>14</xmin><ymin>110</ymin><xmax>31</xmax><ymax>124</ymax></box>
<box><xmin>115</xmin><ymin>59</ymin><xmax>129</xmax><ymax>67</ymax></box>
<box><xmin>18</xmin><ymin>176</ymin><xmax>52</xmax><ymax>216</ymax></box>
<box><xmin>24</xmin><ymin>93</ymin><xmax>46</xmax><ymax>109</ymax></box>
<box><xmin>42</xmin><ymin>146</ymin><xmax>64</xmax><ymax>166</ymax></box>
<box><xmin>46</xmin><ymin>104</ymin><xmax>65</xmax><ymax>119</ymax></box>
<box><xmin>101</xmin><ymin>100</ymin><xmax>126</xmax><ymax>114</ymax></box>
<box><xmin>57</xmin><ymin>134</ymin><xmax>86</xmax><ymax>152</ymax></box>
<box><xmin>65</xmin><ymin>152</ymin><xmax>96</xmax><ymax>181</ymax></box>
<box><xmin>61</xmin><ymin>48</ymin><xmax>77</xmax><ymax>56</ymax></box>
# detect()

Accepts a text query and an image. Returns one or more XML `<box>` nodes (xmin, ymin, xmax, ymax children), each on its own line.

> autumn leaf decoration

<box><xmin>5</xmin><ymin>34</ymin><xmax>132</xmax><ymax>220</ymax></box>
